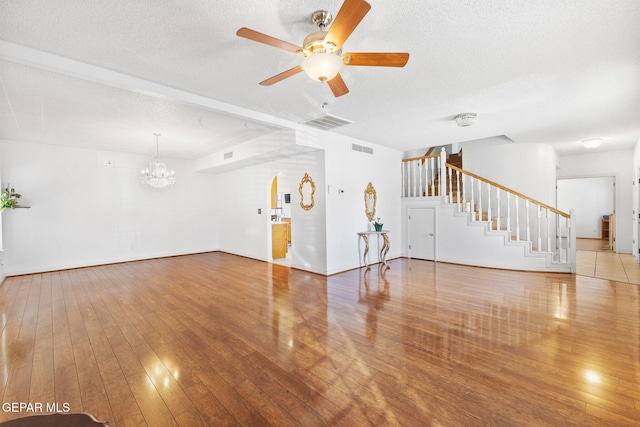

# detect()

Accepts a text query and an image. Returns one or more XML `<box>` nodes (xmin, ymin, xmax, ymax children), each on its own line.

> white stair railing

<box><xmin>400</xmin><ymin>149</ymin><xmax>576</xmax><ymax>270</ymax></box>
<box><xmin>444</xmin><ymin>163</ymin><xmax>575</xmax><ymax>268</ymax></box>
<box><xmin>401</xmin><ymin>152</ymin><xmax>442</xmax><ymax>197</ymax></box>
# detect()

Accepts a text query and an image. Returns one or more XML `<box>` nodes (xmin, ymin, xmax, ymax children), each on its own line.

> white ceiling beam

<box><xmin>0</xmin><ymin>40</ymin><xmax>301</xmax><ymax>132</ymax></box>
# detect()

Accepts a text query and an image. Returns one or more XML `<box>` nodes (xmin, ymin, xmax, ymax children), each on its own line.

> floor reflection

<box><xmin>358</xmin><ymin>267</ymin><xmax>390</xmax><ymax>341</ymax></box>
<box><xmin>269</xmin><ymin>263</ymin><xmax>292</xmax><ymax>348</ymax></box>
<box><xmin>268</xmin><ymin>263</ymin><xmax>328</xmax><ymax>351</ymax></box>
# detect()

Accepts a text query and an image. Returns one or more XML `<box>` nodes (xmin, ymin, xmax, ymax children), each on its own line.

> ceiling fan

<box><xmin>236</xmin><ymin>0</ymin><xmax>409</xmax><ymax>97</ymax></box>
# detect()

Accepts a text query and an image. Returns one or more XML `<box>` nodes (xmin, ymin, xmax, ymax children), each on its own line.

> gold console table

<box><xmin>357</xmin><ymin>230</ymin><xmax>390</xmax><ymax>269</ymax></box>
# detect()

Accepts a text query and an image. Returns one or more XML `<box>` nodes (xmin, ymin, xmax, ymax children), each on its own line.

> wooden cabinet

<box><xmin>609</xmin><ymin>212</ymin><xmax>616</xmax><ymax>251</ymax></box>
<box><xmin>601</xmin><ymin>218</ymin><xmax>609</xmax><ymax>240</ymax></box>
<box><xmin>282</xmin><ymin>218</ymin><xmax>291</xmax><ymax>243</ymax></box>
<box><xmin>272</xmin><ymin>223</ymin><xmax>288</xmax><ymax>259</ymax></box>
<box><xmin>271</xmin><ymin>176</ymin><xmax>278</xmax><ymax>208</ymax></box>
<box><xmin>601</xmin><ymin>212</ymin><xmax>616</xmax><ymax>251</ymax></box>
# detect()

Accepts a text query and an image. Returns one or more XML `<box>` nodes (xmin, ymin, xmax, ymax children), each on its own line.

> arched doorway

<box><xmin>270</xmin><ymin>174</ymin><xmax>292</xmax><ymax>266</ymax></box>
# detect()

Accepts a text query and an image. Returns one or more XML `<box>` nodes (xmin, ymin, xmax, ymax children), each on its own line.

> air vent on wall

<box><xmin>351</xmin><ymin>143</ymin><xmax>373</xmax><ymax>155</ymax></box>
<box><xmin>223</xmin><ymin>151</ymin><xmax>233</xmax><ymax>160</ymax></box>
<box><xmin>303</xmin><ymin>114</ymin><xmax>352</xmax><ymax>131</ymax></box>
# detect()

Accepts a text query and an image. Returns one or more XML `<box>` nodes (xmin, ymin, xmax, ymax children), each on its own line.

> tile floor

<box><xmin>576</xmin><ymin>238</ymin><xmax>640</xmax><ymax>285</ymax></box>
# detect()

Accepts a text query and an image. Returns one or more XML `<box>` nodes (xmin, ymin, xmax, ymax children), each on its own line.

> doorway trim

<box><xmin>556</xmin><ymin>173</ymin><xmax>618</xmax><ymax>252</ymax></box>
<box><xmin>408</xmin><ymin>206</ymin><xmax>437</xmax><ymax>261</ymax></box>
<box><xmin>268</xmin><ymin>173</ymin><xmax>293</xmax><ymax>267</ymax></box>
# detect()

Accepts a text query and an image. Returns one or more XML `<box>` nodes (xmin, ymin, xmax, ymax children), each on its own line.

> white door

<box><xmin>409</xmin><ymin>208</ymin><xmax>435</xmax><ymax>260</ymax></box>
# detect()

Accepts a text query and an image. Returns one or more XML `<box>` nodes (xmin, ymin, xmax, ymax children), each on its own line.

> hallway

<box><xmin>576</xmin><ymin>238</ymin><xmax>640</xmax><ymax>284</ymax></box>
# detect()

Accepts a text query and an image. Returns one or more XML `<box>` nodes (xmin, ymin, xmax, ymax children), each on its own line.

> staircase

<box><xmin>401</xmin><ymin>148</ymin><xmax>576</xmax><ymax>273</ymax></box>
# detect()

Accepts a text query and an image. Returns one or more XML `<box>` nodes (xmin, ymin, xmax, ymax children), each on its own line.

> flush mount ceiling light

<box><xmin>581</xmin><ymin>138</ymin><xmax>603</xmax><ymax>149</ymax></box>
<box><xmin>454</xmin><ymin>113</ymin><xmax>477</xmax><ymax>127</ymax></box>
<box><xmin>140</xmin><ymin>133</ymin><xmax>176</xmax><ymax>188</ymax></box>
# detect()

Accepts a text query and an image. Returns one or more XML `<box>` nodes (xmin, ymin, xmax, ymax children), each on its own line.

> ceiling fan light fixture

<box><xmin>454</xmin><ymin>113</ymin><xmax>477</xmax><ymax>127</ymax></box>
<box><xmin>236</xmin><ymin>0</ymin><xmax>406</xmax><ymax>96</ymax></box>
<box><xmin>302</xmin><ymin>52</ymin><xmax>342</xmax><ymax>82</ymax></box>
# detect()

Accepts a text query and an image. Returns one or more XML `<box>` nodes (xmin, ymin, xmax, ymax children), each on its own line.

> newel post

<box><xmin>440</xmin><ymin>147</ymin><xmax>447</xmax><ymax>198</ymax></box>
<box><xmin>569</xmin><ymin>209</ymin><xmax>576</xmax><ymax>273</ymax></box>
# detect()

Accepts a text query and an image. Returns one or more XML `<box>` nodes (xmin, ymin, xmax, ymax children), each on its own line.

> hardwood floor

<box><xmin>1</xmin><ymin>253</ymin><xmax>639</xmax><ymax>426</ymax></box>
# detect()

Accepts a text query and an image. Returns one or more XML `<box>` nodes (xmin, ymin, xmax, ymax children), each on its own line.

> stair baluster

<box><xmin>515</xmin><ymin>196</ymin><xmax>520</xmax><ymax>241</ymax></box>
<box><xmin>447</xmin><ymin>167</ymin><xmax>453</xmax><ymax>204</ymax></box>
<box><xmin>496</xmin><ymin>188</ymin><xmax>501</xmax><ymax>232</ymax></box>
<box><xmin>546</xmin><ymin>208</ymin><xmax>551</xmax><ymax>252</ymax></box>
<box><xmin>487</xmin><ymin>185</ymin><xmax>492</xmax><ymax>230</ymax></box>
<box><xmin>461</xmin><ymin>172</ymin><xmax>467</xmax><ymax>213</ymax></box>
<box><xmin>536</xmin><ymin>205</ymin><xmax>541</xmax><ymax>252</ymax></box>
<box><xmin>414</xmin><ymin>160</ymin><xmax>419</xmax><ymax>197</ymax></box>
<box><xmin>477</xmin><ymin>178</ymin><xmax>482</xmax><ymax>222</ymax></box>
<box><xmin>506</xmin><ymin>192</ymin><xmax>511</xmax><ymax>236</ymax></box>
<box><xmin>455</xmin><ymin>169</ymin><xmax>461</xmax><ymax>211</ymax></box>
<box><xmin>470</xmin><ymin>177</ymin><xmax>476</xmax><ymax>221</ymax></box>
<box><xmin>525</xmin><ymin>199</ymin><xmax>531</xmax><ymax>243</ymax></box>
<box><xmin>557</xmin><ymin>215</ymin><xmax>562</xmax><ymax>262</ymax></box>
<box><xmin>429</xmin><ymin>157</ymin><xmax>435</xmax><ymax>196</ymax></box>
<box><xmin>408</xmin><ymin>161</ymin><xmax>412</xmax><ymax>196</ymax></box>
<box><xmin>419</xmin><ymin>159</ymin><xmax>423</xmax><ymax>197</ymax></box>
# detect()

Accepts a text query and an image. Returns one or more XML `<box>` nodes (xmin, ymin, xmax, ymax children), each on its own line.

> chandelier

<box><xmin>140</xmin><ymin>133</ymin><xmax>176</xmax><ymax>188</ymax></box>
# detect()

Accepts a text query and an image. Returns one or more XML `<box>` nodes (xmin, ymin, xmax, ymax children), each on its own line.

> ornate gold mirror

<box><xmin>364</xmin><ymin>182</ymin><xmax>376</xmax><ymax>221</ymax></box>
<box><xmin>299</xmin><ymin>173</ymin><xmax>315</xmax><ymax>211</ymax></box>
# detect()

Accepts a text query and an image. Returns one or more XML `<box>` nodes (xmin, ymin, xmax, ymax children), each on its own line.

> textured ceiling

<box><xmin>0</xmin><ymin>0</ymin><xmax>639</xmax><ymax>158</ymax></box>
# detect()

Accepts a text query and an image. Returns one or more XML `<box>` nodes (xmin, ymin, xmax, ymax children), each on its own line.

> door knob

<box><xmin>428</xmin><ymin>233</ymin><xmax>434</xmax><ymax>236</ymax></box>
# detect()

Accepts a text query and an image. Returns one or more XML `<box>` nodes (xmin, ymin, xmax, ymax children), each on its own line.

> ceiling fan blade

<box><xmin>324</xmin><ymin>0</ymin><xmax>371</xmax><ymax>49</ymax></box>
<box><xmin>259</xmin><ymin>66</ymin><xmax>304</xmax><ymax>86</ymax></box>
<box><xmin>343</xmin><ymin>52</ymin><xmax>410</xmax><ymax>67</ymax></box>
<box><xmin>236</xmin><ymin>27</ymin><xmax>301</xmax><ymax>53</ymax></box>
<box><xmin>327</xmin><ymin>74</ymin><xmax>349</xmax><ymax>97</ymax></box>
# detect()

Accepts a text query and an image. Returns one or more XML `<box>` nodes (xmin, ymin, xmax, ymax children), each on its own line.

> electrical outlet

<box><xmin>258</xmin><ymin>209</ymin><xmax>262</xmax><ymax>214</ymax></box>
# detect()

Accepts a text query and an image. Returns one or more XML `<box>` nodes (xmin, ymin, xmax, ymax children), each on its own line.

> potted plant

<box><xmin>373</xmin><ymin>217</ymin><xmax>383</xmax><ymax>232</ymax></box>
<box><xmin>1</xmin><ymin>185</ymin><xmax>21</xmax><ymax>211</ymax></box>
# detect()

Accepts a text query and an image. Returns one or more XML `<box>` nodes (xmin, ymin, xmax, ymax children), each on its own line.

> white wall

<box><xmin>0</xmin><ymin>129</ymin><xmax>401</xmax><ymax>277</ymax></box>
<box><xmin>557</xmin><ymin>150</ymin><xmax>634</xmax><ymax>254</ymax></box>
<box><xmin>463</xmin><ymin>141</ymin><xmax>558</xmax><ymax>205</ymax></box>
<box><xmin>0</xmin><ymin>139</ymin><xmax>219</xmax><ymax>275</ymax></box>
<box><xmin>557</xmin><ymin>177</ymin><xmax>615</xmax><ymax>238</ymax></box>
<box><xmin>322</xmin><ymin>133</ymin><xmax>402</xmax><ymax>275</ymax></box>
<box><xmin>214</xmin><ymin>128</ymin><xmax>403</xmax><ymax>276</ymax></box>
<box><xmin>215</xmin><ymin>149</ymin><xmax>327</xmax><ymax>275</ymax></box>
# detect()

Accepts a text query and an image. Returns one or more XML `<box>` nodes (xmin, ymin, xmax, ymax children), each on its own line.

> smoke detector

<box><xmin>454</xmin><ymin>113</ymin><xmax>477</xmax><ymax>127</ymax></box>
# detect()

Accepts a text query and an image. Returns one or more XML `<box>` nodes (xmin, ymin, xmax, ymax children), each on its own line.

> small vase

<box><xmin>374</xmin><ymin>223</ymin><xmax>383</xmax><ymax>232</ymax></box>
